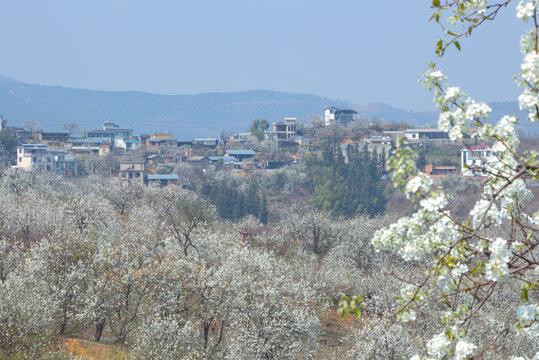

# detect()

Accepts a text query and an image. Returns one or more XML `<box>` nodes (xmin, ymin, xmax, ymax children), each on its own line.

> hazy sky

<box><xmin>0</xmin><ymin>1</ymin><xmax>527</xmax><ymax>110</ymax></box>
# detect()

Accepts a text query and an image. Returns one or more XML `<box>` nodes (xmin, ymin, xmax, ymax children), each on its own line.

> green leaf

<box><xmin>521</xmin><ymin>286</ymin><xmax>529</xmax><ymax>301</ymax></box>
<box><xmin>454</xmin><ymin>41</ymin><xmax>461</xmax><ymax>51</ymax></box>
<box><xmin>432</xmin><ymin>0</ymin><xmax>440</xmax><ymax>7</ymax></box>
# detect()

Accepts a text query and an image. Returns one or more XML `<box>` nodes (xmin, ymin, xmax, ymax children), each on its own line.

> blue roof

<box><xmin>18</xmin><ymin>144</ymin><xmax>48</xmax><ymax>149</ymax></box>
<box><xmin>225</xmin><ymin>150</ymin><xmax>255</xmax><ymax>156</ymax></box>
<box><xmin>125</xmin><ymin>140</ymin><xmax>141</xmax><ymax>143</ymax></box>
<box><xmin>147</xmin><ymin>174</ymin><xmax>179</xmax><ymax>180</ymax></box>
<box><xmin>208</xmin><ymin>156</ymin><xmax>238</xmax><ymax>162</ymax></box>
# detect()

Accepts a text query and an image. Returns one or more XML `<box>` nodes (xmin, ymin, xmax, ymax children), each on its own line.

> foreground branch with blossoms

<box><xmin>342</xmin><ymin>1</ymin><xmax>538</xmax><ymax>359</ymax></box>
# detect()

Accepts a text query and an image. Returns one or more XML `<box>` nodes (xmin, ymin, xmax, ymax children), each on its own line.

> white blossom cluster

<box><xmin>445</xmin><ymin>0</ymin><xmax>487</xmax><ymax>27</ymax></box>
<box><xmin>514</xmin><ymin>304</ymin><xmax>539</xmax><ymax>337</ymax></box>
<box><xmin>517</xmin><ymin>0</ymin><xmax>539</xmax><ymax>22</ymax></box>
<box><xmin>484</xmin><ymin>238</ymin><xmax>511</xmax><ymax>282</ymax></box>
<box><xmin>373</xmin><ymin>2</ymin><xmax>539</xmax><ymax>359</ymax></box>
<box><xmin>423</xmin><ymin>69</ymin><xmax>493</xmax><ymax>141</ymax></box>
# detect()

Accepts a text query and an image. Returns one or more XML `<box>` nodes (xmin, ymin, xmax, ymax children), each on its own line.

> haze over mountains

<box><xmin>0</xmin><ymin>75</ymin><xmax>536</xmax><ymax>138</ymax></box>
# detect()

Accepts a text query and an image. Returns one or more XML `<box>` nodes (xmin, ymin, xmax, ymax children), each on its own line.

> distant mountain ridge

<box><xmin>0</xmin><ymin>77</ymin><xmax>350</xmax><ymax>138</ymax></box>
<box><xmin>350</xmin><ymin>101</ymin><xmax>538</xmax><ymax>135</ymax></box>
<box><xmin>0</xmin><ymin>76</ymin><xmax>537</xmax><ymax>137</ymax></box>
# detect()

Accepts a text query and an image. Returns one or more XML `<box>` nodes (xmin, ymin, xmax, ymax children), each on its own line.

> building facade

<box><xmin>425</xmin><ymin>164</ymin><xmax>458</xmax><ymax>177</ymax></box>
<box><xmin>404</xmin><ymin>129</ymin><xmax>449</xmax><ymax>140</ymax></box>
<box><xmin>265</xmin><ymin>118</ymin><xmax>297</xmax><ymax>141</ymax></box>
<box><xmin>460</xmin><ymin>145</ymin><xmax>494</xmax><ymax>177</ymax></box>
<box><xmin>119</xmin><ymin>160</ymin><xmax>146</xmax><ymax>183</ymax></box>
<box><xmin>15</xmin><ymin>144</ymin><xmax>78</xmax><ymax>175</ymax></box>
<box><xmin>324</xmin><ymin>107</ymin><xmax>357</xmax><ymax>126</ymax></box>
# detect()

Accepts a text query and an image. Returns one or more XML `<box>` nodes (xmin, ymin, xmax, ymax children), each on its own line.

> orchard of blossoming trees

<box><xmin>0</xmin><ymin>169</ymin><xmax>402</xmax><ymax>359</ymax></box>
<box><xmin>0</xmin><ymin>168</ymin><xmax>534</xmax><ymax>358</ymax></box>
<box><xmin>1</xmin><ymin>1</ymin><xmax>538</xmax><ymax>360</ymax></box>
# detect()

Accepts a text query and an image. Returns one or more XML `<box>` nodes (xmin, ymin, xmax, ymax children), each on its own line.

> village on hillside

<box><xmin>0</xmin><ymin>106</ymin><xmax>507</xmax><ymax>184</ymax></box>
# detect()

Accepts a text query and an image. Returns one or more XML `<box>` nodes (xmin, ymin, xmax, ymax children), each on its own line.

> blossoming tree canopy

<box><xmin>343</xmin><ymin>1</ymin><xmax>539</xmax><ymax>359</ymax></box>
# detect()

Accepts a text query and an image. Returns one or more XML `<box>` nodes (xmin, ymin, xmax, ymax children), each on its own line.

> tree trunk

<box><xmin>59</xmin><ymin>303</ymin><xmax>68</xmax><ymax>335</ymax></box>
<box><xmin>94</xmin><ymin>322</ymin><xmax>105</xmax><ymax>342</ymax></box>
<box><xmin>203</xmin><ymin>317</ymin><xmax>213</xmax><ymax>350</ymax></box>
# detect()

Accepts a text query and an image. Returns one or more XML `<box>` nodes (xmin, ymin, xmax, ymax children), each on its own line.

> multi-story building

<box><xmin>38</xmin><ymin>131</ymin><xmax>71</xmax><ymax>142</ymax></box>
<box><xmin>15</xmin><ymin>144</ymin><xmax>49</xmax><ymax>169</ymax></box>
<box><xmin>103</xmin><ymin>121</ymin><xmax>133</xmax><ymax>138</ymax></box>
<box><xmin>15</xmin><ymin>144</ymin><xmax>78</xmax><ymax>176</ymax></box>
<box><xmin>70</xmin><ymin>138</ymin><xmax>110</xmax><ymax>154</ymax></box>
<box><xmin>87</xmin><ymin>121</ymin><xmax>133</xmax><ymax>140</ymax></box>
<box><xmin>265</xmin><ymin>118</ymin><xmax>297</xmax><ymax>141</ymax></box>
<box><xmin>49</xmin><ymin>151</ymin><xmax>78</xmax><ymax>176</ymax></box>
<box><xmin>324</xmin><ymin>107</ymin><xmax>357</xmax><ymax>126</ymax></box>
<box><xmin>119</xmin><ymin>159</ymin><xmax>145</xmax><ymax>183</ymax></box>
<box><xmin>460</xmin><ymin>145</ymin><xmax>494</xmax><ymax>177</ymax></box>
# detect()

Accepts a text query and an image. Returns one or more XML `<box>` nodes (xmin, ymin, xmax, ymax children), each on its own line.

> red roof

<box><xmin>433</xmin><ymin>166</ymin><xmax>457</xmax><ymax>169</ymax></box>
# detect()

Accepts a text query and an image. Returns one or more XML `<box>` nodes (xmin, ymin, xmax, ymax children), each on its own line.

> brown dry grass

<box><xmin>315</xmin><ymin>306</ymin><xmax>363</xmax><ymax>359</ymax></box>
<box><xmin>59</xmin><ymin>338</ymin><xmax>128</xmax><ymax>360</ymax></box>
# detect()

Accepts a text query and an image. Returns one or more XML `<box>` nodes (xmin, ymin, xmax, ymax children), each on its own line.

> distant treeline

<box><xmin>305</xmin><ymin>141</ymin><xmax>388</xmax><ymax>217</ymax></box>
<box><xmin>201</xmin><ymin>180</ymin><xmax>269</xmax><ymax>224</ymax></box>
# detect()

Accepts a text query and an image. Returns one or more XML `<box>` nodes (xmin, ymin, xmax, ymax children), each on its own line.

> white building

<box><xmin>404</xmin><ymin>129</ymin><xmax>449</xmax><ymax>140</ymax></box>
<box><xmin>460</xmin><ymin>145</ymin><xmax>495</xmax><ymax>177</ymax></box>
<box><xmin>15</xmin><ymin>144</ymin><xmax>78</xmax><ymax>176</ymax></box>
<box><xmin>323</xmin><ymin>107</ymin><xmax>357</xmax><ymax>126</ymax></box>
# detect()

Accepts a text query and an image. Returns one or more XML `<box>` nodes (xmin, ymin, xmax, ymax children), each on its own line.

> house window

<box><xmin>18</xmin><ymin>157</ymin><xmax>22</xmax><ymax>163</ymax></box>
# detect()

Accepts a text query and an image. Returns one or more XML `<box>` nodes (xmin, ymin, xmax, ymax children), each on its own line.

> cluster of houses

<box><xmin>351</xmin><ymin>127</ymin><xmax>494</xmax><ymax>178</ymax></box>
<box><xmin>0</xmin><ymin>108</ymin><xmax>499</xmax><ymax>182</ymax></box>
<box><xmin>0</xmin><ymin>117</ymin><xmax>288</xmax><ymax>184</ymax></box>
